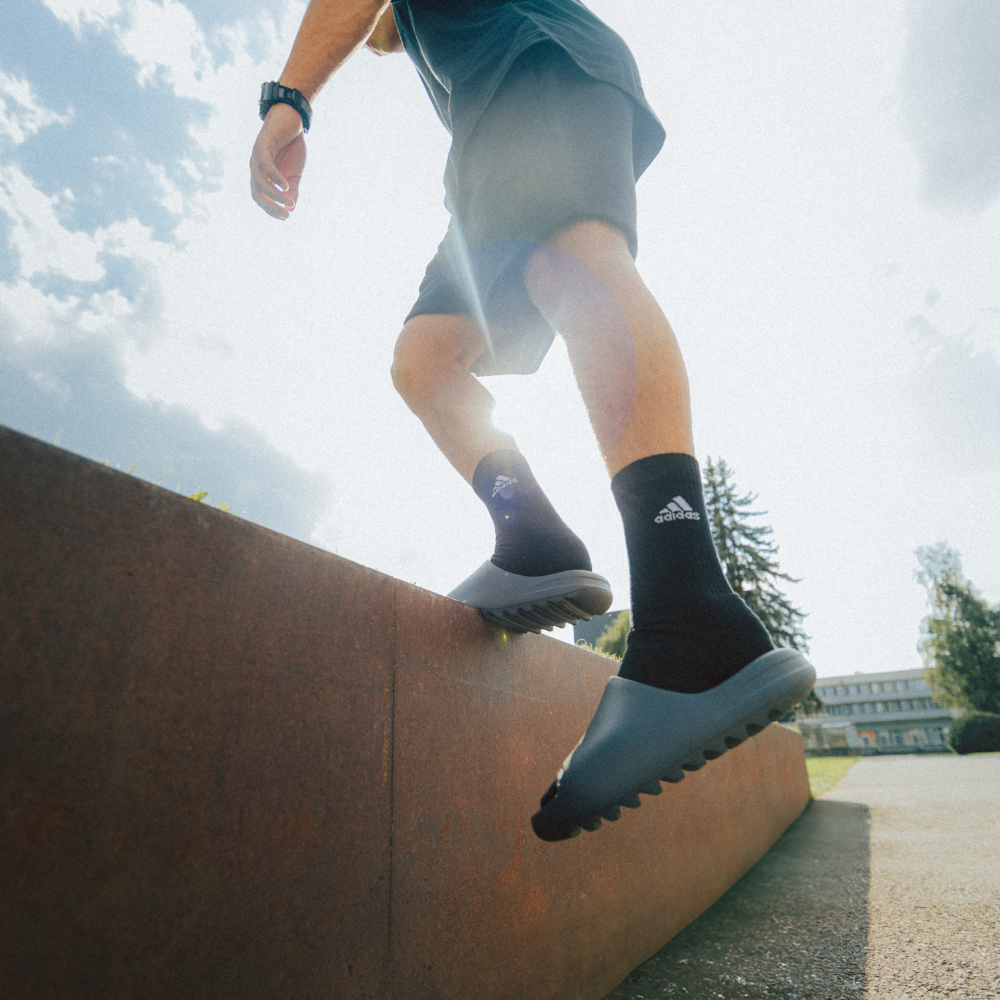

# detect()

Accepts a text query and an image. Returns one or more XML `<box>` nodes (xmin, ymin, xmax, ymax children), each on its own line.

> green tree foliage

<box><xmin>703</xmin><ymin>458</ymin><xmax>810</xmax><ymax>652</ymax></box>
<box><xmin>947</xmin><ymin>712</ymin><xmax>1000</xmax><ymax>754</ymax></box>
<box><xmin>595</xmin><ymin>610</ymin><xmax>630</xmax><ymax>660</ymax></box>
<box><xmin>916</xmin><ymin>543</ymin><xmax>1000</xmax><ymax>715</ymax></box>
<box><xmin>795</xmin><ymin>688</ymin><xmax>824</xmax><ymax>716</ymax></box>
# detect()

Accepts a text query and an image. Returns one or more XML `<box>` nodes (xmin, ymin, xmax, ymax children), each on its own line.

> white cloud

<box><xmin>0</xmin><ymin>163</ymin><xmax>105</xmax><ymax>282</ymax></box>
<box><xmin>41</xmin><ymin>0</ymin><xmax>123</xmax><ymax>38</ymax></box>
<box><xmin>146</xmin><ymin>160</ymin><xmax>186</xmax><ymax>215</ymax></box>
<box><xmin>117</xmin><ymin>0</ymin><xmax>213</xmax><ymax>100</ymax></box>
<box><xmin>0</xmin><ymin>71</ymin><xmax>73</xmax><ymax>146</ymax></box>
<box><xmin>899</xmin><ymin>0</ymin><xmax>1000</xmax><ymax>211</ymax></box>
<box><xmin>0</xmin><ymin>278</ymin><xmax>80</xmax><ymax>336</ymax></box>
<box><xmin>0</xmin><ymin>162</ymin><xmax>166</xmax><ymax>341</ymax></box>
<box><xmin>97</xmin><ymin>215</ymin><xmax>170</xmax><ymax>263</ymax></box>
<box><xmin>77</xmin><ymin>287</ymin><xmax>135</xmax><ymax>332</ymax></box>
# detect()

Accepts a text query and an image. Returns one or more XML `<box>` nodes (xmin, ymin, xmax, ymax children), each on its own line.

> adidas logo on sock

<box><xmin>654</xmin><ymin>495</ymin><xmax>700</xmax><ymax>523</ymax></box>
<box><xmin>492</xmin><ymin>474</ymin><xmax>519</xmax><ymax>498</ymax></box>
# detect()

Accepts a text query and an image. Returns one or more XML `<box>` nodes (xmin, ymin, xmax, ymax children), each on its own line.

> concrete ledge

<box><xmin>0</xmin><ymin>426</ymin><xmax>811</xmax><ymax>1000</ymax></box>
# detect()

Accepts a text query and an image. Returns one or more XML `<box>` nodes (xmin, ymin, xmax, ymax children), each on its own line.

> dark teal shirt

<box><xmin>390</xmin><ymin>0</ymin><xmax>665</xmax><ymax>180</ymax></box>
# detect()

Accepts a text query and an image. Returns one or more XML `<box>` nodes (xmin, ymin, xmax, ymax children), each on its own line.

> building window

<box><xmin>876</xmin><ymin>702</ymin><xmax>885</xmax><ymax>712</ymax></box>
<box><xmin>872</xmin><ymin>683</ymin><xmax>882</xmax><ymax>693</ymax></box>
<box><xmin>864</xmin><ymin>702</ymin><xmax>874</xmax><ymax>713</ymax></box>
<box><xmin>890</xmin><ymin>701</ymin><xmax>901</xmax><ymax>711</ymax></box>
<box><xmin>860</xmin><ymin>683</ymin><xmax>870</xmax><ymax>694</ymax></box>
<box><xmin>852</xmin><ymin>704</ymin><xmax>861</xmax><ymax>714</ymax></box>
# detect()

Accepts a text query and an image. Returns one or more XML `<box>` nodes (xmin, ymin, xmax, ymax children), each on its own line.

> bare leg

<box><xmin>391</xmin><ymin>313</ymin><xmax>517</xmax><ymax>484</ymax></box>
<box><xmin>392</xmin><ymin>311</ymin><xmax>603</xmax><ymax>616</ymax></box>
<box><xmin>520</xmin><ymin>221</ymin><xmax>812</xmax><ymax>844</ymax></box>
<box><xmin>524</xmin><ymin>220</ymin><xmax>694</xmax><ymax>476</ymax></box>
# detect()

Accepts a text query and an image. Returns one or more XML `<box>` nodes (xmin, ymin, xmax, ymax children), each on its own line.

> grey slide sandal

<box><xmin>531</xmin><ymin>647</ymin><xmax>817</xmax><ymax>841</ymax></box>
<box><xmin>447</xmin><ymin>560</ymin><xmax>613</xmax><ymax>633</ymax></box>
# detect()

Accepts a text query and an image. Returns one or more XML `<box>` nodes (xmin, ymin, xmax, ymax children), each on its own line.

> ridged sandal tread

<box><xmin>448</xmin><ymin>562</ymin><xmax>613</xmax><ymax>634</ymax></box>
<box><xmin>530</xmin><ymin>648</ymin><xmax>816</xmax><ymax>841</ymax></box>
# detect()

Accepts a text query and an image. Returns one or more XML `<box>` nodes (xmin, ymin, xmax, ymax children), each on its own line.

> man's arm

<box><xmin>278</xmin><ymin>0</ymin><xmax>392</xmax><ymax>100</ymax></box>
<box><xmin>250</xmin><ymin>0</ymin><xmax>392</xmax><ymax>220</ymax></box>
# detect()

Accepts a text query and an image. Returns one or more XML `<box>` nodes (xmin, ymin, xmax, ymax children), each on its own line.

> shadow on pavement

<box><xmin>604</xmin><ymin>799</ymin><xmax>871</xmax><ymax>1000</ymax></box>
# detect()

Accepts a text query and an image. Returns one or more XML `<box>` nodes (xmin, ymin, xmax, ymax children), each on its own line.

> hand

<box><xmin>250</xmin><ymin>102</ymin><xmax>308</xmax><ymax>220</ymax></box>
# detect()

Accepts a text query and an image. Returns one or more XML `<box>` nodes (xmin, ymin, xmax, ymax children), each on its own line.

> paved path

<box><xmin>604</xmin><ymin>754</ymin><xmax>1000</xmax><ymax>999</ymax></box>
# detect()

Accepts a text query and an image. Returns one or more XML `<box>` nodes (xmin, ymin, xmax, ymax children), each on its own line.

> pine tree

<box><xmin>916</xmin><ymin>543</ymin><xmax>1000</xmax><ymax>715</ymax></box>
<box><xmin>702</xmin><ymin>457</ymin><xmax>810</xmax><ymax>652</ymax></box>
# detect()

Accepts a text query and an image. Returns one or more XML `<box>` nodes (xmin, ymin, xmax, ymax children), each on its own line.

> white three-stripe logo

<box><xmin>492</xmin><ymin>474</ymin><xmax>519</xmax><ymax>498</ymax></box>
<box><xmin>654</xmin><ymin>495</ymin><xmax>700</xmax><ymax>523</ymax></box>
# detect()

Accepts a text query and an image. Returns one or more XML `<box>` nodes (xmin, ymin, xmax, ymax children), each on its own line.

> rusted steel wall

<box><xmin>0</xmin><ymin>426</ymin><xmax>811</xmax><ymax>1000</ymax></box>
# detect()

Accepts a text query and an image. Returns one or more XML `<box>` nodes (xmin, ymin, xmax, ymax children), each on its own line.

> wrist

<box><xmin>259</xmin><ymin>82</ymin><xmax>312</xmax><ymax>133</ymax></box>
<box><xmin>262</xmin><ymin>101</ymin><xmax>303</xmax><ymax>140</ymax></box>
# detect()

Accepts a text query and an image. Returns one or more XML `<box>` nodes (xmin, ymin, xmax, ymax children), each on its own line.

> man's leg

<box><xmin>525</xmin><ymin>219</ymin><xmax>693</xmax><ymax>475</ymax></box>
<box><xmin>525</xmin><ymin>220</ymin><xmax>774</xmax><ymax>690</ymax></box>
<box><xmin>391</xmin><ymin>313</ymin><xmax>513</xmax><ymax>485</ymax></box>
<box><xmin>524</xmin><ymin>221</ymin><xmax>815</xmax><ymax>840</ymax></box>
<box><xmin>391</xmin><ymin>313</ymin><xmax>610</xmax><ymax>626</ymax></box>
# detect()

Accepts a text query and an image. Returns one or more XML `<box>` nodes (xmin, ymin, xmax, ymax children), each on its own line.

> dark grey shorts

<box><xmin>405</xmin><ymin>42</ymin><xmax>639</xmax><ymax>376</ymax></box>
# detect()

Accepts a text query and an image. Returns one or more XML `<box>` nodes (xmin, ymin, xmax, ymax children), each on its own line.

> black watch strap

<box><xmin>259</xmin><ymin>82</ymin><xmax>312</xmax><ymax>133</ymax></box>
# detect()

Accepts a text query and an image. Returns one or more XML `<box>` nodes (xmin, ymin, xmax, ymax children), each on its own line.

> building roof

<box><xmin>815</xmin><ymin>666</ymin><xmax>926</xmax><ymax>687</ymax></box>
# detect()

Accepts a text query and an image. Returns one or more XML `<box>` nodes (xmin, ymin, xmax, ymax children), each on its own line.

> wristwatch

<box><xmin>259</xmin><ymin>82</ymin><xmax>312</xmax><ymax>133</ymax></box>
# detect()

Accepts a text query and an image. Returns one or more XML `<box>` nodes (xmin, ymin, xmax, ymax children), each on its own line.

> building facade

<box><xmin>796</xmin><ymin>667</ymin><xmax>961</xmax><ymax>753</ymax></box>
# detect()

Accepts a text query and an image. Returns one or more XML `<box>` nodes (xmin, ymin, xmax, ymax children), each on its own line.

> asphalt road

<box><xmin>603</xmin><ymin>754</ymin><xmax>1000</xmax><ymax>1000</ymax></box>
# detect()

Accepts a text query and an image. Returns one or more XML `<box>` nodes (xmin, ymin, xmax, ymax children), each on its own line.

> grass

<box><xmin>806</xmin><ymin>756</ymin><xmax>862</xmax><ymax>797</ymax></box>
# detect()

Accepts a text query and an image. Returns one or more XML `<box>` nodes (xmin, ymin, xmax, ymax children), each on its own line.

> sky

<box><xmin>2</xmin><ymin>0</ymin><xmax>998</xmax><ymax>678</ymax></box>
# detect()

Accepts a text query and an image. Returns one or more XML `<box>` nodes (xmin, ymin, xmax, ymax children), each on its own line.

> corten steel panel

<box><xmin>390</xmin><ymin>586</ymin><xmax>811</xmax><ymax>1000</ymax></box>
<box><xmin>0</xmin><ymin>427</ymin><xmax>394</xmax><ymax>1000</ymax></box>
<box><xmin>1</xmin><ymin>425</ymin><xmax>811</xmax><ymax>1000</ymax></box>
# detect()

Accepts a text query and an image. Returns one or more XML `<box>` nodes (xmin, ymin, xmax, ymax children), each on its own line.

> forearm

<box><xmin>278</xmin><ymin>0</ymin><xmax>392</xmax><ymax>100</ymax></box>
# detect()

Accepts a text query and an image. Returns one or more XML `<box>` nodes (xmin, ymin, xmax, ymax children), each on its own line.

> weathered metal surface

<box><xmin>391</xmin><ymin>586</ymin><xmax>811</xmax><ymax>1000</ymax></box>
<box><xmin>0</xmin><ymin>425</ymin><xmax>811</xmax><ymax>1000</ymax></box>
<box><xmin>0</xmin><ymin>427</ymin><xmax>395</xmax><ymax>999</ymax></box>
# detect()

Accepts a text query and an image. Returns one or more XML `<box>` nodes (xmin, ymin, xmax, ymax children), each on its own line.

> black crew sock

<box><xmin>472</xmin><ymin>450</ymin><xmax>592</xmax><ymax>577</ymax></box>
<box><xmin>611</xmin><ymin>453</ymin><xmax>774</xmax><ymax>693</ymax></box>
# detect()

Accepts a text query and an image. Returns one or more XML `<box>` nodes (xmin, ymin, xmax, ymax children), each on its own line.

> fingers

<box><xmin>251</xmin><ymin>139</ymin><xmax>294</xmax><ymax>219</ymax></box>
<box><xmin>251</xmin><ymin>154</ymin><xmax>293</xmax><ymax>220</ymax></box>
<box><xmin>249</xmin><ymin>105</ymin><xmax>305</xmax><ymax>220</ymax></box>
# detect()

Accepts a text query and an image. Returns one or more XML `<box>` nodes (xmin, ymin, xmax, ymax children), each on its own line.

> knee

<box><xmin>390</xmin><ymin>323</ymin><xmax>433</xmax><ymax>404</ymax></box>
<box><xmin>391</xmin><ymin>316</ymin><xmax>476</xmax><ymax>406</ymax></box>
